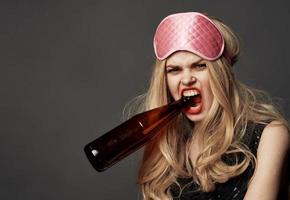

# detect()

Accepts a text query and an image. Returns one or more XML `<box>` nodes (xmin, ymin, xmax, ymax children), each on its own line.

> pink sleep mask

<box><xmin>153</xmin><ymin>12</ymin><xmax>225</xmax><ymax>61</ymax></box>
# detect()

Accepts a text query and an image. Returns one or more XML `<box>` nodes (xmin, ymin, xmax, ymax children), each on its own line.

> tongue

<box><xmin>190</xmin><ymin>94</ymin><xmax>201</xmax><ymax>107</ymax></box>
<box><xmin>193</xmin><ymin>94</ymin><xmax>201</xmax><ymax>103</ymax></box>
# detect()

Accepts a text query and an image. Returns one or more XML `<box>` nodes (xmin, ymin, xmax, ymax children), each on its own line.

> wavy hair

<box><xmin>125</xmin><ymin>15</ymin><xmax>289</xmax><ymax>200</ymax></box>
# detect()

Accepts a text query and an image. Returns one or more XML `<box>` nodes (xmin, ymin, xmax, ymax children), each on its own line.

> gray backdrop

<box><xmin>1</xmin><ymin>0</ymin><xmax>289</xmax><ymax>199</ymax></box>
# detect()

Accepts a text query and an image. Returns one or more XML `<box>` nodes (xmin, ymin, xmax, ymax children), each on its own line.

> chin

<box><xmin>184</xmin><ymin>113</ymin><xmax>205</xmax><ymax>122</ymax></box>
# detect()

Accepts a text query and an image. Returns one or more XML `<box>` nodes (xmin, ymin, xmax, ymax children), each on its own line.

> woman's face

<box><xmin>166</xmin><ymin>51</ymin><xmax>214</xmax><ymax>122</ymax></box>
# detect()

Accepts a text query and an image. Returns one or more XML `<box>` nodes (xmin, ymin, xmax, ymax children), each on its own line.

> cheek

<box><xmin>203</xmin><ymin>80</ymin><xmax>214</xmax><ymax>106</ymax></box>
<box><xmin>166</xmin><ymin>76</ymin><xmax>180</xmax><ymax>99</ymax></box>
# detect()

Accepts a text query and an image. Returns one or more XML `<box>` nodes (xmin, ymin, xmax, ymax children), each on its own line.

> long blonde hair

<box><xmin>128</xmin><ymin>15</ymin><xmax>289</xmax><ymax>200</ymax></box>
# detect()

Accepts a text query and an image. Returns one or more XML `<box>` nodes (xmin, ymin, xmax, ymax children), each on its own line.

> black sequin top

<box><xmin>169</xmin><ymin>122</ymin><xmax>267</xmax><ymax>200</ymax></box>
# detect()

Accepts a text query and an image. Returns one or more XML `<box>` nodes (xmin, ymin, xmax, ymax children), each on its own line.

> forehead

<box><xmin>166</xmin><ymin>51</ymin><xmax>203</xmax><ymax>66</ymax></box>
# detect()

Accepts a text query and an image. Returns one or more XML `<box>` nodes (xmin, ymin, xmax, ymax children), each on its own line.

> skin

<box><xmin>165</xmin><ymin>51</ymin><xmax>213</xmax><ymax>123</ymax></box>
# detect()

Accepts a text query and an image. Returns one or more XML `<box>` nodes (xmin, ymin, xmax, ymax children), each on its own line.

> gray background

<box><xmin>1</xmin><ymin>0</ymin><xmax>289</xmax><ymax>199</ymax></box>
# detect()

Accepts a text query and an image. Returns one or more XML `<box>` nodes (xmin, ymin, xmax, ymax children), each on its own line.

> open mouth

<box><xmin>182</xmin><ymin>88</ymin><xmax>202</xmax><ymax>114</ymax></box>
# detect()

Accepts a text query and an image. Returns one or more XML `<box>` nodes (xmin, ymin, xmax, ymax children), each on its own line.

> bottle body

<box><xmin>84</xmin><ymin>97</ymin><xmax>192</xmax><ymax>172</ymax></box>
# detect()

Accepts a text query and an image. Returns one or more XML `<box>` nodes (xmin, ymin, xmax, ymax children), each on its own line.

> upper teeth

<box><xmin>183</xmin><ymin>90</ymin><xmax>199</xmax><ymax>97</ymax></box>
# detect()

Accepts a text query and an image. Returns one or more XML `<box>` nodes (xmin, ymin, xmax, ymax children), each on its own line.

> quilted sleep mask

<box><xmin>153</xmin><ymin>12</ymin><xmax>225</xmax><ymax>61</ymax></box>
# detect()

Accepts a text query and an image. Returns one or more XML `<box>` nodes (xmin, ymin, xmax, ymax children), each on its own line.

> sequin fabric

<box><xmin>169</xmin><ymin>122</ymin><xmax>267</xmax><ymax>200</ymax></box>
<box><xmin>153</xmin><ymin>12</ymin><xmax>224</xmax><ymax>60</ymax></box>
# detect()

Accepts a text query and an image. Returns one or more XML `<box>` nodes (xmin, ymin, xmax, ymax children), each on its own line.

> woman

<box><xmin>132</xmin><ymin>12</ymin><xmax>289</xmax><ymax>199</ymax></box>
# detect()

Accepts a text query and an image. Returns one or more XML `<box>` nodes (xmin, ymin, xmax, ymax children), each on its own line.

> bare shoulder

<box><xmin>259</xmin><ymin>120</ymin><xmax>290</xmax><ymax>153</ymax></box>
<box><xmin>244</xmin><ymin>120</ymin><xmax>289</xmax><ymax>199</ymax></box>
<box><xmin>257</xmin><ymin>120</ymin><xmax>289</xmax><ymax>162</ymax></box>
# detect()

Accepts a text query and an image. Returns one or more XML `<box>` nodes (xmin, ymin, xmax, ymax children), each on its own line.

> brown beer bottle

<box><xmin>84</xmin><ymin>96</ymin><xmax>194</xmax><ymax>172</ymax></box>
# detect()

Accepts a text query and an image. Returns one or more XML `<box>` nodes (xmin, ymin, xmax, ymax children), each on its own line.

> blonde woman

<box><xmin>135</xmin><ymin>12</ymin><xmax>289</xmax><ymax>199</ymax></box>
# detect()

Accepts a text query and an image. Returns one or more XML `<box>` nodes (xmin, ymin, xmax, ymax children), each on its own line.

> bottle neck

<box><xmin>169</xmin><ymin>96</ymin><xmax>193</xmax><ymax>108</ymax></box>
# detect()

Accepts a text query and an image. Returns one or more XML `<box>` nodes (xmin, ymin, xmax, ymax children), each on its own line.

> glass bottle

<box><xmin>84</xmin><ymin>96</ymin><xmax>193</xmax><ymax>172</ymax></box>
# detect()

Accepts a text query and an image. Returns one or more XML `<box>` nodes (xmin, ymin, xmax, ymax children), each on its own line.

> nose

<box><xmin>181</xmin><ymin>73</ymin><xmax>196</xmax><ymax>86</ymax></box>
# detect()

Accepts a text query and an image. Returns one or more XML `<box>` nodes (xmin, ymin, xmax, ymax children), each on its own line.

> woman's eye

<box><xmin>194</xmin><ymin>63</ymin><xmax>207</xmax><ymax>70</ymax></box>
<box><xmin>166</xmin><ymin>67</ymin><xmax>180</xmax><ymax>73</ymax></box>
